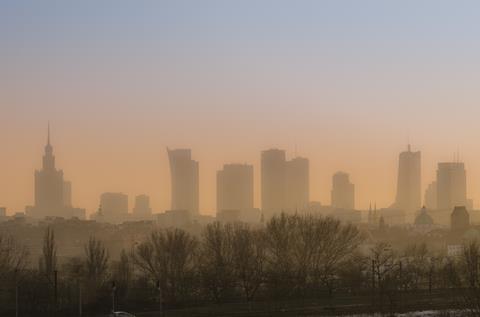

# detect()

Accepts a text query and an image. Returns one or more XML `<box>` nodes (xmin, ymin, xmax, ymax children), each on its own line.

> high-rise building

<box><xmin>261</xmin><ymin>149</ymin><xmax>309</xmax><ymax>214</ymax></box>
<box><xmin>99</xmin><ymin>192</ymin><xmax>128</xmax><ymax>223</ymax></box>
<box><xmin>167</xmin><ymin>148</ymin><xmax>199</xmax><ymax>215</ymax></box>
<box><xmin>424</xmin><ymin>181</ymin><xmax>437</xmax><ymax>210</ymax></box>
<box><xmin>217</xmin><ymin>164</ymin><xmax>254</xmax><ymax>213</ymax></box>
<box><xmin>331</xmin><ymin>171</ymin><xmax>355</xmax><ymax>210</ymax></box>
<box><xmin>285</xmin><ymin>157</ymin><xmax>309</xmax><ymax>211</ymax></box>
<box><xmin>133</xmin><ymin>194</ymin><xmax>152</xmax><ymax>218</ymax></box>
<box><xmin>393</xmin><ymin>145</ymin><xmax>421</xmax><ymax>213</ymax></box>
<box><xmin>261</xmin><ymin>149</ymin><xmax>286</xmax><ymax>213</ymax></box>
<box><xmin>437</xmin><ymin>162</ymin><xmax>467</xmax><ymax>211</ymax></box>
<box><xmin>26</xmin><ymin>125</ymin><xmax>85</xmax><ymax>219</ymax></box>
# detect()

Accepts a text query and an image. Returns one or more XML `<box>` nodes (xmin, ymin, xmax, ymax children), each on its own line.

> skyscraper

<box><xmin>261</xmin><ymin>149</ymin><xmax>309</xmax><ymax>214</ymax></box>
<box><xmin>217</xmin><ymin>164</ymin><xmax>254</xmax><ymax>213</ymax></box>
<box><xmin>167</xmin><ymin>148</ymin><xmax>199</xmax><ymax>215</ymax></box>
<box><xmin>393</xmin><ymin>145</ymin><xmax>421</xmax><ymax>212</ymax></box>
<box><xmin>261</xmin><ymin>149</ymin><xmax>286</xmax><ymax>213</ymax></box>
<box><xmin>436</xmin><ymin>162</ymin><xmax>467</xmax><ymax>211</ymax></box>
<box><xmin>285</xmin><ymin>157</ymin><xmax>309</xmax><ymax>211</ymax></box>
<box><xmin>331</xmin><ymin>171</ymin><xmax>355</xmax><ymax>210</ymax></box>
<box><xmin>26</xmin><ymin>125</ymin><xmax>85</xmax><ymax>219</ymax></box>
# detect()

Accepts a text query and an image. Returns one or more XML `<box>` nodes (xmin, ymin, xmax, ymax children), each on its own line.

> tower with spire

<box><xmin>26</xmin><ymin>124</ymin><xmax>85</xmax><ymax>219</ymax></box>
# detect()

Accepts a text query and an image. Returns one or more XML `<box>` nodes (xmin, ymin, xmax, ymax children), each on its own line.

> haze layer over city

<box><xmin>3</xmin><ymin>1</ymin><xmax>480</xmax><ymax>217</ymax></box>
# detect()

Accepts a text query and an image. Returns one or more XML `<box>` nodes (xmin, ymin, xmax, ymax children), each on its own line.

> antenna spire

<box><xmin>47</xmin><ymin>122</ymin><xmax>51</xmax><ymax>146</ymax></box>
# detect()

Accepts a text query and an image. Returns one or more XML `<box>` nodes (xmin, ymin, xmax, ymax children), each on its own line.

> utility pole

<box><xmin>371</xmin><ymin>259</ymin><xmax>375</xmax><ymax>310</ymax></box>
<box><xmin>78</xmin><ymin>279</ymin><xmax>82</xmax><ymax>317</ymax></box>
<box><xmin>14</xmin><ymin>269</ymin><xmax>19</xmax><ymax>317</ymax></box>
<box><xmin>54</xmin><ymin>269</ymin><xmax>58</xmax><ymax>315</ymax></box>
<box><xmin>157</xmin><ymin>280</ymin><xmax>164</xmax><ymax>317</ymax></box>
<box><xmin>111</xmin><ymin>281</ymin><xmax>116</xmax><ymax>313</ymax></box>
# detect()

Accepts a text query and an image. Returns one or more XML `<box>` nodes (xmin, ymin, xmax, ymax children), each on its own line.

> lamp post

<box><xmin>111</xmin><ymin>281</ymin><xmax>116</xmax><ymax>313</ymax></box>
<box><xmin>157</xmin><ymin>280</ymin><xmax>164</xmax><ymax>317</ymax></box>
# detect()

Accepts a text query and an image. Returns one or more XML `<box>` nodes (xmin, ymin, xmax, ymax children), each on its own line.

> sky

<box><xmin>2</xmin><ymin>0</ymin><xmax>480</xmax><ymax>216</ymax></box>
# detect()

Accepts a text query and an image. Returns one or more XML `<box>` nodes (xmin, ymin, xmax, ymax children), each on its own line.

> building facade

<box><xmin>331</xmin><ymin>171</ymin><xmax>355</xmax><ymax>210</ymax></box>
<box><xmin>167</xmin><ymin>148</ymin><xmax>199</xmax><ymax>215</ymax></box>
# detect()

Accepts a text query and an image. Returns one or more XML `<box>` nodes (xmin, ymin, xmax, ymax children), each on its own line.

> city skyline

<box><xmin>3</xmin><ymin>1</ymin><xmax>480</xmax><ymax>216</ymax></box>
<box><xmin>0</xmin><ymin>124</ymin><xmax>477</xmax><ymax>217</ymax></box>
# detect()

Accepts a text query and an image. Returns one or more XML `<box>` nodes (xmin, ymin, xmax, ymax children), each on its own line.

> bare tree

<box><xmin>314</xmin><ymin>217</ymin><xmax>364</xmax><ymax>302</ymax></box>
<box><xmin>264</xmin><ymin>213</ymin><xmax>296</xmax><ymax>298</ymax></box>
<box><xmin>0</xmin><ymin>234</ymin><xmax>28</xmax><ymax>281</ymax></box>
<box><xmin>84</xmin><ymin>236</ymin><xmax>109</xmax><ymax>286</ymax></box>
<box><xmin>199</xmin><ymin>222</ymin><xmax>235</xmax><ymax>303</ymax></box>
<box><xmin>231</xmin><ymin>223</ymin><xmax>266</xmax><ymax>303</ymax></box>
<box><xmin>132</xmin><ymin>228</ymin><xmax>197</xmax><ymax>303</ymax></box>
<box><xmin>39</xmin><ymin>227</ymin><xmax>57</xmax><ymax>282</ymax></box>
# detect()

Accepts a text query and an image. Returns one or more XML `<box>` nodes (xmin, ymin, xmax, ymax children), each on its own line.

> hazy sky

<box><xmin>2</xmin><ymin>1</ymin><xmax>480</xmax><ymax>215</ymax></box>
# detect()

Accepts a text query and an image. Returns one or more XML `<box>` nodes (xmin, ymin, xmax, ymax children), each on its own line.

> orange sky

<box><xmin>3</xmin><ymin>1</ymin><xmax>480</xmax><ymax>216</ymax></box>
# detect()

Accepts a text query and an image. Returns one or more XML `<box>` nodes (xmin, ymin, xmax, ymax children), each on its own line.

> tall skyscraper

<box><xmin>217</xmin><ymin>164</ymin><xmax>254</xmax><ymax>213</ymax></box>
<box><xmin>393</xmin><ymin>145</ymin><xmax>421</xmax><ymax>212</ymax></box>
<box><xmin>261</xmin><ymin>149</ymin><xmax>286</xmax><ymax>213</ymax></box>
<box><xmin>285</xmin><ymin>157</ymin><xmax>309</xmax><ymax>211</ymax></box>
<box><xmin>261</xmin><ymin>149</ymin><xmax>309</xmax><ymax>214</ymax></box>
<box><xmin>331</xmin><ymin>171</ymin><xmax>355</xmax><ymax>210</ymax></box>
<box><xmin>436</xmin><ymin>162</ymin><xmax>467</xmax><ymax>210</ymax></box>
<box><xmin>167</xmin><ymin>148</ymin><xmax>199</xmax><ymax>215</ymax></box>
<box><xmin>26</xmin><ymin>125</ymin><xmax>85</xmax><ymax>219</ymax></box>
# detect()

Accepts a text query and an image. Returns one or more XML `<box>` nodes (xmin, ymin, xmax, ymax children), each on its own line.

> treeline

<box><xmin>1</xmin><ymin>214</ymin><xmax>480</xmax><ymax>315</ymax></box>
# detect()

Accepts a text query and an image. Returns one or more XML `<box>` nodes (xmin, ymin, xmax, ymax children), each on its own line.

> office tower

<box><xmin>261</xmin><ymin>149</ymin><xmax>286</xmax><ymax>213</ymax></box>
<box><xmin>217</xmin><ymin>164</ymin><xmax>254</xmax><ymax>213</ymax></box>
<box><xmin>393</xmin><ymin>145</ymin><xmax>421</xmax><ymax>212</ymax></box>
<box><xmin>261</xmin><ymin>149</ymin><xmax>310</xmax><ymax>214</ymax></box>
<box><xmin>451</xmin><ymin>206</ymin><xmax>469</xmax><ymax>231</ymax></box>
<box><xmin>331</xmin><ymin>171</ymin><xmax>355</xmax><ymax>210</ymax></box>
<box><xmin>167</xmin><ymin>148</ymin><xmax>199</xmax><ymax>215</ymax></box>
<box><xmin>437</xmin><ymin>162</ymin><xmax>467</xmax><ymax>210</ymax></box>
<box><xmin>424</xmin><ymin>181</ymin><xmax>437</xmax><ymax>210</ymax></box>
<box><xmin>0</xmin><ymin>207</ymin><xmax>6</xmax><ymax>217</ymax></box>
<box><xmin>100</xmin><ymin>192</ymin><xmax>128</xmax><ymax>223</ymax></box>
<box><xmin>285</xmin><ymin>157</ymin><xmax>309</xmax><ymax>211</ymax></box>
<box><xmin>133</xmin><ymin>194</ymin><xmax>152</xmax><ymax>217</ymax></box>
<box><xmin>26</xmin><ymin>125</ymin><xmax>85</xmax><ymax>219</ymax></box>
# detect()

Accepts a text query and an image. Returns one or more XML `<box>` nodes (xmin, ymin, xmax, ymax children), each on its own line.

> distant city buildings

<box><xmin>217</xmin><ymin>164</ymin><xmax>254</xmax><ymax>213</ymax></box>
<box><xmin>261</xmin><ymin>149</ymin><xmax>287</xmax><ymax>213</ymax></box>
<box><xmin>392</xmin><ymin>145</ymin><xmax>421</xmax><ymax>213</ymax></box>
<box><xmin>331</xmin><ymin>171</ymin><xmax>355</xmax><ymax>210</ymax></box>
<box><xmin>26</xmin><ymin>125</ymin><xmax>85</xmax><ymax>220</ymax></box>
<box><xmin>167</xmin><ymin>148</ymin><xmax>199</xmax><ymax>215</ymax></box>
<box><xmin>414</xmin><ymin>206</ymin><xmax>434</xmax><ymax>226</ymax></box>
<box><xmin>261</xmin><ymin>149</ymin><xmax>309</xmax><ymax>215</ymax></box>
<box><xmin>451</xmin><ymin>206</ymin><xmax>470</xmax><ymax>231</ymax></box>
<box><xmin>132</xmin><ymin>194</ymin><xmax>152</xmax><ymax>220</ymax></box>
<box><xmin>285</xmin><ymin>157</ymin><xmax>310</xmax><ymax>211</ymax></box>
<box><xmin>97</xmin><ymin>192</ymin><xmax>129</xmax><ymax>224</ymax></box>
<box><xmin>424</xmin><ymin>181</ymin><xmax>437</xmax><ymax>210</ymax></box>
<box><xmin>437</xmin><ymin>162</ymin><xmax>467</xmax><ymax>211</ymax></box>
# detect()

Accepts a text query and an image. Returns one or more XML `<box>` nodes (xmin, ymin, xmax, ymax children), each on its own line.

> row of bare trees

<box><xmin>4</xmin><ymin>213</ymin><xmax>480</xmax><ymax>315</ymax></box>
<box><xmin>131</xmin><ymin>214</ymin><xmax>364</xmax><ymax>305</ymax></box>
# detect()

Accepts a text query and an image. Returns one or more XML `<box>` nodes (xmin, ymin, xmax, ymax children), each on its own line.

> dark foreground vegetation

<box><xmin>1</xmin><ymin>214</ymin><xmax>480</xmax><ymax>316</ymax></box>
